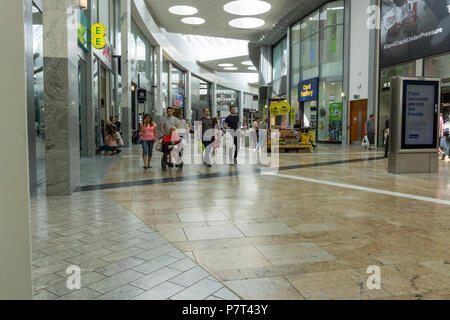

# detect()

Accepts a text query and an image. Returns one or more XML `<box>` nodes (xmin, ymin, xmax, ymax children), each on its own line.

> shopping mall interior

<box><xmin>1</xmin><ymin>0</ymin><xmax>450</xmax><ymax>302</ymax></box>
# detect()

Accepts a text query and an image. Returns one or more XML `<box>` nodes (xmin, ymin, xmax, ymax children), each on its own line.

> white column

<box><xmin>186</xmin><ymin>71</ymin><xmax>192</xmax><ymax>121</ymax></box>
<box><xmin>212</xmin><ymin>83</ymin><xmax>218</xmax><ymax>117</ymax></box>
<box><xmin>120</xmin><ymin>0</ymin><xmax>132</xmax><ymax>147</ymax></box>
<box><xmin>239</xmin><ymin>91</ymin><xmax>244</xmax><ymax>124</ymax></box>
<box><xmin>42</xmin><ymin>0</ymin><xmax>80</xmax><ymax>195</ymax></box>
<box><xmin>0</xmin><ymin>0</ymin><xmax>33</xmax><ymax>299</ymax></box>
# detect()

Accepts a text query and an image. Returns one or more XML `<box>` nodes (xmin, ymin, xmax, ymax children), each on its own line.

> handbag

<box><xmin>116</xmin><ymin>132</ymin><xmax>124</xmax><ymax>146</ymax></box>
<box><xmin>155</xmin><ymin>136</ymin><xmax>164</xmax><ymax>152</ymax></box>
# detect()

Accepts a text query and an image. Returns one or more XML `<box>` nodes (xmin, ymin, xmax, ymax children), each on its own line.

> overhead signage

<box><xmin>137</xmin><ymin>89</ymin><xmax>147</xmax><ymax>103</ymax></box>
<box><xmin>175</xmin><ymin>95</ymin><xmax>184</xmax><ymax>107</ymax></box>
<box><xmin>380</xmin><ymin>0</ymin><xmax>450</xmax><ymax>68</ymax></box>
<box><xmin>401</xmin><ymin>80</ymin><xmax>439</xmax><ymax>149</ymax></box>
<box><xmin>298</xmin><ymin>77</ymin><xmax>319</xmax><ymax>102</ymax></box>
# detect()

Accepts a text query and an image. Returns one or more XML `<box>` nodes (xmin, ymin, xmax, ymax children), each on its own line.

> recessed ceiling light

<box><xmin>224</xmin><ymin>0</ymin><xmax>271</xmax><ymax>16</ymax></box>
<box><xmin>229</xmin><ymin>17</ymin><xmax>265</xmax><ymax>29</ymax></box>
<box><xmin>241</xmin><ymin>61</ymin><xmax>253</xmax><ymax>66</ymax></box>
<box><xmin>248</xmin><ymin>66</ymin><xmax>257</xmax><ymax>71</ymax></box>
<box><xmin>169</xmin><ymin>5</ymin><xmax>198</xmax><ymax>16</ymax></box>
<box><xmin>224</xmin><ymin>67</ymin><xmax>238</xmax><ymax>71</ymax></box>
<box><xmin>181</xmin><ymin>17</ymin><xmax>206</xmax><ymax>25</ymax></box>
<box><xmin>219</xmin><ymin>63</ymin><xmax>234</xmax><ymax>67</ymax></box>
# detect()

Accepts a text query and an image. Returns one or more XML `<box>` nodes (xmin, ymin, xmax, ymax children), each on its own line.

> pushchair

<box><xmin>157</xmin><ymin>136</ymin><xmax>184</xmax><ymax>171</ymax></box>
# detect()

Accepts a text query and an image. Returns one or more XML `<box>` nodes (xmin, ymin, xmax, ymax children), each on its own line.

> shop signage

<box><xmin>91</xmin><ymin>23</ymin><xmax>106</xmax><ymax>50</ymax></box>
<box><xmin>270</xmin><ymin>101</ymin><xmax>291</xmax><ymax>116</ymax></box>
<box><xmin>137</xmin><ymin>89</ymin><xmax>147</xmax><ymax>103</ymax></box>
<box><xmin>298</xmin><ymin>77</ymin><xmax>319</xmax><ymax>102</ymax></box>
<box><xmin>380</xmin><ymin>0</ymin><xmax>450</xmax><ymax>68</ymax></box>
<box><xmin>78</xmin><ymin>10</ymin><xmax>89</xmax><ymax>52</ymax></box>
<box><xmin>401</xmin><ymin>79</ymin><xmax>439</xmax><ymax>149</ymax></box>
<box><xmin>329</xmin><ymin>103</ymin><xmax>343</xmax><ymax>121</ymax></box>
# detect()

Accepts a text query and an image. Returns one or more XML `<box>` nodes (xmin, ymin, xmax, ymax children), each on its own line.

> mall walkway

<box><xmin>31</xmin><ymin>145</ymin><xmax>450</xmax><ymax>300</ymax></box>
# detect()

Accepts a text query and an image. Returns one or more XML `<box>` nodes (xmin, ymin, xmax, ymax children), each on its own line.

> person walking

<box><xmin>177</xmin><ymin>113</ymin><xmax>191</xmax><ymax>142</ymax></box>
<box><xmin>140</xmin><ymin>114</ymin><xmax>157</xmax><ymax>170</ymax></box>
<box><xmin>366</xmin><ymin>114</ymin><xmax>376</xmax><ymax>150</ymax></box>
<box><xmin>224</xmin><ymin>106</ymin><xmax>240</xmax><ymax>165</ymax></box>
<box><xmin>200</xmin><ymin>108</ymin><xmax>217</xmax><ymax>167</ymax></box>
<box><xmin>384</xmin><ymin>118</ymin><xmax>390</xmax><ymax>158</ymax></box>
<box><xmin>253</xmin><ymin>117</ymin><xmax>261</xmax><ymax>152</ymax></box>
<box><xmin>439</xmin><ymin>113</ymin><xmax>446</xmax><ymax>160</ymax></box>
<box><xmin>161</xmin><ymin>107</ymin><xmax>180</xmax><ymax>167</ymax></box>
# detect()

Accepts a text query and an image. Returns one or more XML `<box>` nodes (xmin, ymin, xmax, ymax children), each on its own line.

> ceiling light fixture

<box><xmin>219</xmin><ymin>63</ymin><xmax>234</xmax><ymax>67</ymax></box>
<box><xmin>181</xmin><ymin>17</ymin><xmax>206</xmax><ymax>25</ymax></box>
<box><xmin>169</xmin><ymin>5</ymin><xmax>198</xmax><ymax>16</ymax></box>
<box><xmin>224</xmin><ymin>0</ymin><xmax>271</xmax><ymax>16</ymax></box>
<box><xmin>241</xmin><ymin>61</ymin><xmax>253</xmax><ymax>66</ymax></box>
<box><xmin>229</xmin><ymin>17</ymin><xmax>265</xmax><ymax>29</ymax></box>
<box><xmin>248</xmin><ymin>66</ymin><xmax>257</xmax><ymax>71</ymax></box>
<box><xmin>224</xmin><ymin>67</ymin><xmax>238</xmax><ymax>71</ymax></box>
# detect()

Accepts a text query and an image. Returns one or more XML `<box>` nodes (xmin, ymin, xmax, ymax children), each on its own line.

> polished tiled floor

<box><xmin>32</xmin><ymin>143</ymin><xmax>450</xmax><ymax>300</ymax></box>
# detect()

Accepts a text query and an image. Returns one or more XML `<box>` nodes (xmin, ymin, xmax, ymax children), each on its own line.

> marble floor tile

<box><xmin>286</xmin><ymin>269</ymin><xmax>392</xmax><ymax>300</ymax></box>
<box><xmin>224</xmin><ymin>277</ymin><xmax>304</xmax><ymax>300</ymax></box>
<box><xmin>194</xmin><ymin>247</ymin><xmax>271</xmax><ymax>272</ymax></box>
<box><xmin>235</xmin><ymin>223</ymin><xmax>297</xmax><ymax>237</ymax></box>
<box><xmin>132</xmin><ymin>282</ymin><xmax>185</xmax><ymax>300</ymax></box>
<box><xmin>177</xmin><ymin>212</ymin><xmax>229</xmax><ymax>223</ymax></box>
<box><xmin>171</xmin><ymin>279</ymin><xmax>223</xmax><ymax>300</ymax></box>
<box><xmin>183</xmin><ymin>225</ymin><xmax>245</xmax><ymax>241</ymax></box>
<box><xmin>257</xmin><ymin>243</ymin><xmax>336</xmax><ymax>265</ymax></box>
<box><xmin>130</xmin><ymin>267</ymin><xmax>181</xmax><ymax>291</ymax></box>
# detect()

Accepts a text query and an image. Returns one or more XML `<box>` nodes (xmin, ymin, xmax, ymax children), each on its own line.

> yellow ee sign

<box><xmin>91</xmin><ymin>23</ymin><xmax>106</xmax><ymax>49</ymax></box>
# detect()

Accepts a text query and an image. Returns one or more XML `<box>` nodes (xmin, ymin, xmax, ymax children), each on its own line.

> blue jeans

<box><xmin>142</xmin><ymin>140</ymin><xmax>155</xmax><ymax>157</ymax></box>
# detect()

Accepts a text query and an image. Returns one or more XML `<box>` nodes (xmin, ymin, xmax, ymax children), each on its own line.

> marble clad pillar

<box><xmin>42</xmin><ymin>0</ymin><xmax>80</xmax><ymax>195</ymax></box>
<box><xmin>239</xmin><ymin>91</ymin><xmax>244</xmax><ymax>124</ymax></box>
<box><xmin>120</xmin><ymin>0</ymin><xmax>132</xmax><ymax>147</ymax></box>
<box><xmin>212</xmin><ymin>83</ymin><xmax>218</xmax><ymax>118</ymax></box>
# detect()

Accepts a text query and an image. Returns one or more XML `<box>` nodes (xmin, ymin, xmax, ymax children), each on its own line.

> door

<box><xmin>349</xmin><ymin>99</ymin><xmax>368</xmax><ymax>145</ymax></box>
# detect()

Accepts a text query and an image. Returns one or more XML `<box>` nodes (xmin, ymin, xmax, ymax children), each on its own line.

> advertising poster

<box><xmin>402</xmin><ymin>81</ymin><xmax>438</xmax><ymax>148</ymax></box>
<box><xmin>380</xmin><ymin>0</ymin><xmax>450</xmax><ymax>68</ymax></box>
<box><xmin>329</xmin><ymin>103</ymin><xmax>343</xmax><ymax>121</ymax></box>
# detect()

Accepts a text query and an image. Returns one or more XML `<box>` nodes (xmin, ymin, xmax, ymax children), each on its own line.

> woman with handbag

<box><xmin>140</xmin><ymin>114</ymin><xmax>158</xmax><ymax>170</ymax></box>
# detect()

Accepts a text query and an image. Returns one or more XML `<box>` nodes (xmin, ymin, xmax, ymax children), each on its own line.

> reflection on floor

<box><xmin>33</xmin><ymin>144</ymin><xmax>450</xmax><ymax>300</ymax></box>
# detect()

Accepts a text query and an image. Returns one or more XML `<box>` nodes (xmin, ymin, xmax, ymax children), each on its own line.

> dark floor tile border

<box><xmin>75</xmin><ymin>156</ymin><xmax>385</xmax><ymax>193</ymax></box>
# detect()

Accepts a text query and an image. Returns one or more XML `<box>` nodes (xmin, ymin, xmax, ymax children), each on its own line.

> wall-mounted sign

<box><xmin>91</xmin><ymin>23</ymin><xmax>106</xmax><ymax>50</ymax></box>
<box><xmin>380</xmin><ymin>0</ymin><xmax>450</xmax><ymax>68</ymax></box>
<box><xmin>78</xmin><ymin>10</ymin><xmax>89</xmax><ymax>52</ymax></box>
<box><xmin>137</xmin><ymin>89</ymin><xmax>147</xmax><ymax>103</ymax></box>
<box><xmin>329</xmin><ymin>103</ymin><xmax>343</xmax><ymax>121</ymax></box>
<box><xmin>93</xmin><ymin>37</ymin><xmax>112</xmax><ymax>70</ymax></box>
<box><xmin>298</xmin><ymin>77</ymin><xmax>319</xmax><ymax>102</ymax></box>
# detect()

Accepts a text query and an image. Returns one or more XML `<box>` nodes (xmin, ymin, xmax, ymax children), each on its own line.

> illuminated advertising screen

<box><xmin>401</xmin><ymin>80</ymin><xmax>439</xmax><ymax>149</ymax></box>
<box><xmin>380</xmin><ymin>0</ymin><xmax>450</xmax><ymax>68</ymax></box>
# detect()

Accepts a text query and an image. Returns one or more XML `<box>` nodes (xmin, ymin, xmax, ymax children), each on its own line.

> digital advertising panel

<box><xmin>401</xmin><ymin>79</ymin><xmax>439</xmax><ymax>149</ymax></box>
<box><xmin>380</xmin><ymin>0</ymin><xmax>450</xmax><ymax>68</ymax></box>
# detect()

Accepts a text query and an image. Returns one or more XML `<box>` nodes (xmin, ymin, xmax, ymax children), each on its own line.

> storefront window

<box><xmin>291</xmin><ymin>22</ymin><xmax>301</xmax><ymax>45</ymax></box>
<box><xmin>32</xmin><ymin>4</ymin><xmax>45</xmax><ymax>184</ymax></box>
<box><xmin>272</xmin><ymin>37</ymin><xmax>287</xmax><ymax>81</ymax></box>
<box><xmin>300</xmin><ymin>33</ymin><xmax>319</xmax><ymax>81</ymax></box>
<box><xmin>378</xmin><ymin>61</ymin><xmax>416</xmax><ymax>145</ymax></box>
<box><xmin>289</xmin><ymin>0</ymin><xmax>344</xmax><ymax>142</ymax></box>
<box><xmin>98</xmin><ymin>0</ymin><xmax>110</xmax><ymax>43</ymax></box>
<box><xmin>301</xmin><ymin>10</ymin><xmax>320</xmax><ymax>40</ymax></box>
<box><xmin>191</xmin><ymin>76</ymin><xmax>211</xmax><ymax>121</ymax></box>
<box><xmin>162</xmin><ymin>60</ymin><xmax>169</xmax><ymax>110</ymax></box>
<box><xmin>424</xmin><ymin>53</ymin><xmax>450</xmax><ymax>79</ymax></box>
<box><xmin>171</xmin><ymin>66</ymin><xmax>186</xmax><ymax>113</ymax></box>
<box><xmin>217</xmin><ymin>85</ymin><xmax>240</xmax><ymax>119</ymax></box>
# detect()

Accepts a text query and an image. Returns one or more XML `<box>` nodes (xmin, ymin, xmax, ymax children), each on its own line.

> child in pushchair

<box><xmin>158</xmin><ymin>127</ymin><xmax>184</xmax><ymax>171</ymax></box>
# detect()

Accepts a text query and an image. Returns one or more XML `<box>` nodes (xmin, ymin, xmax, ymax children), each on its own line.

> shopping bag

<box><xmin>116</xmin><ymin>132</ymin><xmax>124</xmax><ymax>146</ymax></box>
<box><xmin>155</xmin><ymin>136</ymin><xmax>164</xmax><ymax>152</ymax></box>
<box><xmin>361</xmin><ymin>136</ymin><xmax>369</xmax><ymax>148</ymax></box>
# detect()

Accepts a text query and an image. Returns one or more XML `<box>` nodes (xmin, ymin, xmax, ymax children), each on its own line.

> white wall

<box><xmin>349</xmin><ymin>0</ymin><xmax>370</xmax><ymax>100</ymax></box>
<box><xmin>0</xmin><ymin>0</ymin><xmax>33</xmax><ymax>299</ymax></box>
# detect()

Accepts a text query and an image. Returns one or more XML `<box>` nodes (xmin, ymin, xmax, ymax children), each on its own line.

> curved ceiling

<box><xmin>145</xmin><ymin>0</ymin><xmax>301</xmax><ymax>41</ymax></box>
